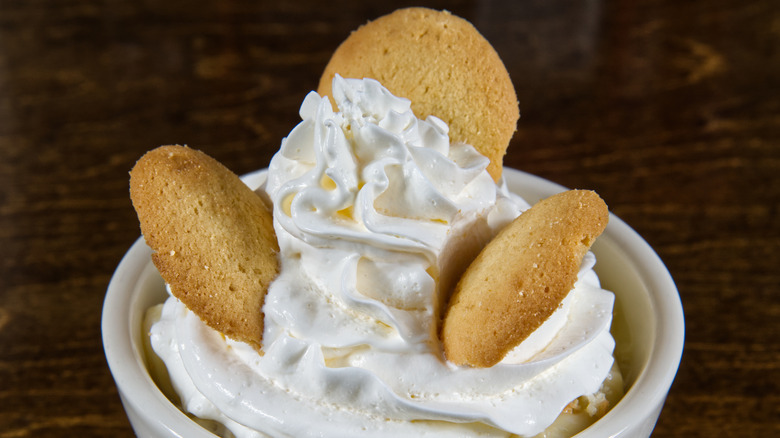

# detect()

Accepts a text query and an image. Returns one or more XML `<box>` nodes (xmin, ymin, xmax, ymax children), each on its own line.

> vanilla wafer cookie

<box><xmin>317</xmin><ymin>7</ymin><xmax>518</xmax><ymax>182</ymax></box>
<box><xmin>442</xmin><ymin>190</ymin><xmax>609</xmax><ymax>367</ymax></box>
<box><xmin>129</xmin><ymin>145</ymin><xmax>279</xmax><ymax>350</ymax></box>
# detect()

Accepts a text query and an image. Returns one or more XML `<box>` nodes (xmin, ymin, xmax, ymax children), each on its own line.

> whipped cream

<box><xmin>149</xmin><ymin>76</ymin><xmax>618</xmax><ymax>437</ymax></box>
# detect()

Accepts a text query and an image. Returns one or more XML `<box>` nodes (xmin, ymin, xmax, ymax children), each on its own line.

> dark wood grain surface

<box><xmin>0</xmin><ymin>0</ymin><xmax>777</xmax><ymax>436</ymax></box>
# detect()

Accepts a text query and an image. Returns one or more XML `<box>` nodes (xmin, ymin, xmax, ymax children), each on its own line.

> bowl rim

<box><xmin>501</xmin><ymin>169</ymin><xmax>685</xmax><ymax>437</ymax></box>
<box><xmin>103</xmin><ymin>167</ymin><xmax>684</xmax><ymax>437</ymax></box>
<box><xmin>103</xmin><ymin>237</ymin><xmax>218</xmax><ymax>437</ymax></box>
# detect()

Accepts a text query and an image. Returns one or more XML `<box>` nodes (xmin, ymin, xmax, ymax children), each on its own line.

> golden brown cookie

<box><xmin>129</xmin><ymin>145</ymin><xmax>279</xmax><ymax>350</ymax></box>
<box><xmin>441</xmin><ymin>190</ymin><xmax>608</xmax><ymax>367</ymax></box>
<box><xmin>317</xmin><ymin>7</ymin><xmax>518</xmax><ymax>182</ymax></box>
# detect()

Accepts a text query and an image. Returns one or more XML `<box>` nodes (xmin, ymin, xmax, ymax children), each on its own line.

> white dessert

<box><xmin>146</xmin><ymin>76</ymin><xmax>623</xmax><ymax>437</ymax></box>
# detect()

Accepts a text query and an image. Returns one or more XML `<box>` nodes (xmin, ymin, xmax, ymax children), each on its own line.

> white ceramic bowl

<box><xmin>102</xmin><ymin>168</ymin><xmax>684</xmax><ymax>438</ymax></box>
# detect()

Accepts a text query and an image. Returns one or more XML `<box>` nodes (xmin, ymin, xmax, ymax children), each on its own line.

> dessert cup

<box><xmin>103</xmin><ymin>168</ymin><xmax>684</xmax><ymax>438</ymax></box>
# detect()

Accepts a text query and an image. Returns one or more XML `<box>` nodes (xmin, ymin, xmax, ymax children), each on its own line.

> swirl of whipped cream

<box><xmin>149</xmin><ymin>77</ymin><xmax>617</xmax><ymax>438</ymax></box>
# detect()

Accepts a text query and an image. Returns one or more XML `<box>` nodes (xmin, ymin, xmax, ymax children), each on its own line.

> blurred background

<box><xmin>0</xmin><ymin>0</ymin><xmax>777</xmax><ymax>436</ymax></box>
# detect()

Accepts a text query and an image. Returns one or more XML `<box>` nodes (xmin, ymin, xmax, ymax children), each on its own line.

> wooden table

<box><xmin>1</xmin><ymin>1</ymin><xmax>777</xmax><ymax>436</ymax></box>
